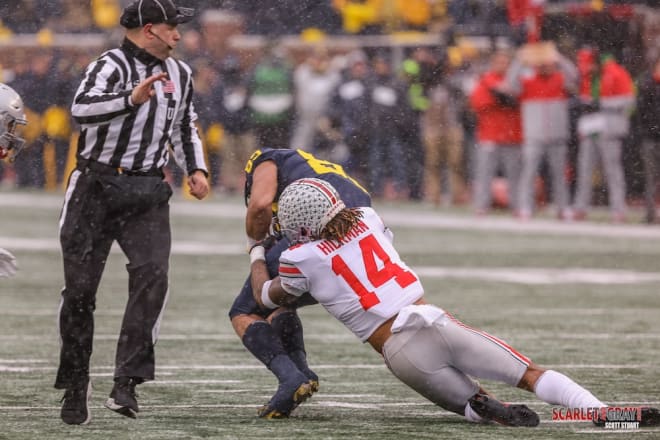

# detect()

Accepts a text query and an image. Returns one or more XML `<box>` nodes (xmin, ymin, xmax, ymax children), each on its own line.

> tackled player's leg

<box><xmin>229</xmin><ymin>239</ymin><xmax>317</xmax><ymax>418</ymax></box>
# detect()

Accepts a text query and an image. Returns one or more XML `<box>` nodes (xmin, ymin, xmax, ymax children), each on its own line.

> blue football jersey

<box><xmin>244</xmin><ymin>148</ymin><xmax>371</xmax><ymax>210</ymax></box>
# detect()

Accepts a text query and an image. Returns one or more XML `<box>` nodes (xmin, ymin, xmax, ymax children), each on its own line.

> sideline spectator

<box><xmin>505</xmin><ymin>41</ymin><xmax>577</xmax><ymax>220</ymax></box>
<box><xmin>366</xmin><ymin>52</ymin><xmax>408</xmax><ymax>198</ymax></box>
<box><xmin>470</xmin><ymin>50</ymin><xmax>522</xmax><ymax>215</ymax></box>
<box><xmin>216</xmin><ymin>55</ymin><xmax>255</xmax><ymax>193</ymax></box>
<box><xmin>573</xmin><ymin>48</ymin><xmax>634</xmax><ymax>223</ymax></box>
<box><xmin>423</xmin><ymin>51</ymin><xmax>469</xmax><ymax>207</ymax></box>
<box><xmin>328</xmin><ymin>50</ymin><xmax>372</xmax><ymax>182</ymax></box>
<box><xmin>192</xmin><ymin>58</ymin><xmax>223</xmax><ymax>188</ymax></box>
<box><xmin>291</xmin><ymin>46</ymin><xmax>341</xmax><ymax>153</ymax></box>
<box><xmin>400</xmin><ymin>48</ymin><xmax>435</xmax><ymax>201</ymax></box>
<box><xmin>636</xmin><ymin>57</ymin><xmax>660</xmax><ymax>224</ymax></box>
<box><xmin>246</xmin><ymin>43</ymin><xmax>294</xmax><ymax>150</ymax></box>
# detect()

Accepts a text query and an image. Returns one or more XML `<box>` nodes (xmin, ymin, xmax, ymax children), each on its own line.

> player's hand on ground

<box><xmin>187</xmin><ymin>170</ymin><xmax>210</xmax><ymax>200</ymax></box>
<box><xmin>131</xmin><ymin>72</ymin><xmax>168</xmax><ymax>105</ymax></box>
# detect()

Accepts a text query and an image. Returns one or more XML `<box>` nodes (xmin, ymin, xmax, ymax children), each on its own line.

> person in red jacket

<box><xmin>504</xmin><ymin>42</ymin><xmax>578</xmax><ymax>220</ymax></box>
<box><xmin>470</xmin><ymin>50</ymin><xmax>523</xmax><ymax>215</ymax></box>
<box><xmin>573</xmin><ymin>48</ymin><xmax>634</xmax><ymax>223</ymax></box>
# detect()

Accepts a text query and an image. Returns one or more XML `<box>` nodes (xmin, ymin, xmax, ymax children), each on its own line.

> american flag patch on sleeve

<box><xmin>163</xmin><ymin>80</ymin><xmax>175</xmax><ymax>94</ymax></box>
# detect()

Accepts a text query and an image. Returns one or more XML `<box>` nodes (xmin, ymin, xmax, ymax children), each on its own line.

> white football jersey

<box><xmin>279</xmin><ymin>207</ymin><xmax>424</xmax><ymax>341</ymax></box>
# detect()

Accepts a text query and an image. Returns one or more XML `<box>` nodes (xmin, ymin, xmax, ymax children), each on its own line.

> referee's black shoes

<box><xmin>105</xmin><ymin>376</ymin><xmax>139</xmax><ymax>419</ymax></box>
<box><xmin>60</xmin><ymin>378</ymin><xmax>92</xmax><ymax>425</ymax></box>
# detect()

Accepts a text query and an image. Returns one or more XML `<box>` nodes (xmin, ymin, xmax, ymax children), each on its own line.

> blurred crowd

<box><xmin>1</xmin><ymin>1</ymin><xmax>660</xmax><ymax>223</ymax></box>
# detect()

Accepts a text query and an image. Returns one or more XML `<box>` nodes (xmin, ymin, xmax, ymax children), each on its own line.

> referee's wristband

<box><xmin>249</xmin><ymin>245</ymin><xmax>266</xmax><ymax>264</ymax></box>
<box><xmin>260</xmin><ymin>280</ymin><xmax>278</xmax><ymax>309</ymax></box>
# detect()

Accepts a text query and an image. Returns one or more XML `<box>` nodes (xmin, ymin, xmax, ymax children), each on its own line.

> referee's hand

<box><xmin>131</xmin><ymin>72</ymin><xmax>168</xmax><ymax>105</ymax></box>
<box><xmin>188</xmin><ymin>170</ymin><xmax>210</xmax><ymax>200</ymax></box>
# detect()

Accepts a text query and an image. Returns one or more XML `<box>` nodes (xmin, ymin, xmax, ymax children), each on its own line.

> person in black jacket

<box><xmin>637</xmin><ymin>57</ymin><xmax>660</xmax><ymax>223</ymax></box>
<box><xmin>366</xmin><ymin>52</ymin><xmax>408</xmax><ymax>198</ymax></box>
<box><xmin>215</xmin><ymin>55</ymin><xmax>256</xmax><ymax>193</ymax></box>
<box><xmin>327</xmin><ymin>50</ymin><xmax>373</xmax><ymax>183</ymax></box>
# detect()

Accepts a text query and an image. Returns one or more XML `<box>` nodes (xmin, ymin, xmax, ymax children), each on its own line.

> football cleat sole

<box><xmin>468</xmin><ymin>394</ymin><xmax>540</xmax><ymax>427</ymax></box>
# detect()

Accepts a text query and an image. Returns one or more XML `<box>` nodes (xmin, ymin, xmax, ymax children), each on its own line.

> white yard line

<box><xmin>1</xmin><ymin>332</ymin><xmax>658</xmax><ymax>341</ymax></box>
<box><xmin>4</xmin><ymin>192</ymin><xmax>660</xmax><ymax>239</ymax></box>
<box><xmin>3</xmin><ymin>235</ymin><xmax>660</xmax><ymax>284</ymax></box>
<box><xmin>2</xmin><ymin>363</ymin><xmax>658</xmax><ymax>373</ymax></box>
<box><xmin>415</xmin><ymin>267</ymin><xmax>660</xmax><ymax>284</ymax></box>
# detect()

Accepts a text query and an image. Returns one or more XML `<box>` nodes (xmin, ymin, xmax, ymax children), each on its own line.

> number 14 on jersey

<box><xmin>331</xmin><ymin>234</ymin><xmax>417</xmax><ymax>310</ymax></box>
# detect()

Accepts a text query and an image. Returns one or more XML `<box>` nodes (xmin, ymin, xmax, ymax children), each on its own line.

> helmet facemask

<box><xmin>0</xmin><ymin>113</ymin><xmax>27</xmax><ymax>161</ymax></box>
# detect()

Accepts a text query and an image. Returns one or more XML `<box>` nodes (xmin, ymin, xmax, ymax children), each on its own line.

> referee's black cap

<box><xmin>120</xmin><ymin>0</ymin><xmax>194</xmax><ymax>28</ymax></box>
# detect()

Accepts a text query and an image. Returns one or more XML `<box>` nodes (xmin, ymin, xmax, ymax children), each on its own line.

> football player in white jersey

<box><xmin>247</xmin><ymin>178</ymin><xmax>660</xmax><ymax>427</ymax></box>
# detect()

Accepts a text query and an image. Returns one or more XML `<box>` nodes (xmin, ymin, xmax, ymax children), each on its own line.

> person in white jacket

<box><xmin>290</xmin><ymin>47</ymin><xmax>342</xmax><ymax>153</ymax></box>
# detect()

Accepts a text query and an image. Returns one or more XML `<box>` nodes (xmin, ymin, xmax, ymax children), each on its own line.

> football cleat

<box><xmin>303</xmin><ymin>368</ymin><xmax>320</xmax><ymax>394</ymax></box>
<box><xmin>258</xmin><ymin>377</ymin><xmax>314</xmax><ymax>419</ymax></box>
<box><xmin>308</xmin><ymin>378</ymin><xmax>320</xmax><ymax>394</ymax></box>
<box><xmin>593</xmin><ymin>407</ymin><xmax>660</xmax><ymax>427</ymax></box>
<box><xmin>468</xmin><ymin>393</ymin><xmax>540</xmax><ymax>427</ymax></box>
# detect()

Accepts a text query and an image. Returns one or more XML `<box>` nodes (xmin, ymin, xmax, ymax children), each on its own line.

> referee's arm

<box><xmin>71</xmin><ymin>57</ymin><xmax>134</xmax><ymax>125</ymax></box>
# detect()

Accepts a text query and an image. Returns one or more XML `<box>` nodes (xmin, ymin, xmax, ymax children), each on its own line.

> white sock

<box><xmin>534</xmin><ymin>370</ymin><xmax>606</xmax><ymax>408</ymax></box>
<box><xmin>464</xmin><ymin>401</ymin><xmax>486</xmax><ymax>423</ymax></box>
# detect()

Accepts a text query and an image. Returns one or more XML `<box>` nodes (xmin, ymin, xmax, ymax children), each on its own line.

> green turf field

<box><xmin>1</xmin><ymin>190</ymin><xmax>659</xmax><ymax>439</ymax></box>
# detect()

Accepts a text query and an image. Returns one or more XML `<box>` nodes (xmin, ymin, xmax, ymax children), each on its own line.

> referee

<box><xmin>56</xmin><ymin>0</ymin><xmax>209</xmax><ymax>425</ymax></box>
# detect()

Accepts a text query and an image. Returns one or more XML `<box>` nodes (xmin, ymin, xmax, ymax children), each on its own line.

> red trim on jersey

<box><xmin>279</xmin><ymin>265</ymin><xmax>302</xmax><ymax>275</ymax></box>
<box><xmin>446</xmin><ymin>312</ymin><xmax>531</xmax><ymax>366</ymax></box>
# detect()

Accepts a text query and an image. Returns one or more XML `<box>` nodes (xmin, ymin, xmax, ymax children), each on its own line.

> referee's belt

<box><xmin>77</xmin><ymin>160</ymin><xmax>164</xmax><ymax>177</ymax></box>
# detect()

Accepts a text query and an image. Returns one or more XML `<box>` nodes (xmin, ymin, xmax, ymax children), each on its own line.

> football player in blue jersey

<box><xmin>229</xmin><ymin>147</ymin><xmax>371</xmax><ymax>418</ymax></box>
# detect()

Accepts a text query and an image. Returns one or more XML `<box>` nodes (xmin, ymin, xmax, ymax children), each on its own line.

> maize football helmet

<box><xmin>277</xmin><ymin>178</ymin><xmax>345</xmax><ymax>244</ymax></box>
<box><xmin>0</xmin><ymin>83</ymin><xmax>27</xmax><ymax>161</ymax></box>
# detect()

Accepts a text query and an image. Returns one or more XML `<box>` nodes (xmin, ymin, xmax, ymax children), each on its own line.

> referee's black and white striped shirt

<box><xmin>71</xmin><ymin>38</ymin><xmax>207</xmax><ymax>174</ymax></box>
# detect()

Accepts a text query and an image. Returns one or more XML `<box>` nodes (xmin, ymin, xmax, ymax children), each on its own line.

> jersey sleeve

<box><xmin>278</xmin><ymin>258</ymin><xmax>309</xmax><ymax>297</ymax></box>
<box><xmin>170</xmin><ymin>61</ymin><xmax>207</xmax><ymax>175</ymax></box>
<box><xmin>71</xmin><ymin>53</ymin><xmax>134</xmax><ymax>124</ymax></box>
